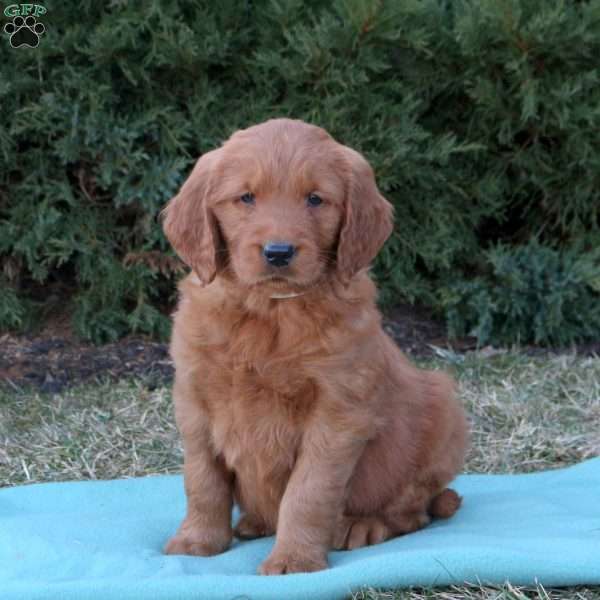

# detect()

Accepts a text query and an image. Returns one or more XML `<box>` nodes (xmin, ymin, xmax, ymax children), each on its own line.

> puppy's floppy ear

<box><xmin>336</xmin><ymin>146</ymin><xmax>394</xmax><ymax>282</ymax></box>
<box><xmin>161</xmin><ymin>149</ymin><xmax>222</xmax><ymax>285</ymax></box>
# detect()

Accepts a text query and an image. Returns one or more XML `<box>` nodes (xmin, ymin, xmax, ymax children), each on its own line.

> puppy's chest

<box><xmin>203</xmin><ymin>310</ymin><xmax>321</xmax><ymax>468</ymax></box>
<box><xmin>208</xmin><ymin>309</ymin><xmax>325</xmax><ymax>398</ymax></box>
<box><xmin>210</xmin><ymin>370</ymin><xmax>315</xmax><ymax>474</ymax></box>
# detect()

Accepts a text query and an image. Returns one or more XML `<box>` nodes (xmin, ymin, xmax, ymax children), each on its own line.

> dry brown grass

<box><xmin>353</xmin><ymin>582</ymin><xmax>599</xmax><ymax>599</ymax></box>
<box><xmin>0</xmin><ymin>380</ymin><xmax>181</xmax><ymax>485</ymax></box>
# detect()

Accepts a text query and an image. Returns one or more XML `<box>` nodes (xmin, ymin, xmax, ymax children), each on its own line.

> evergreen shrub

<box><xmin>443</xmin><ymin>241</ymin><xmax>600</xmax><ymax>346</ymax></box>
<box><xmin>1</xmin><ymin>0</ymin><xmax>598</xmax><ymax>344</ymax></box>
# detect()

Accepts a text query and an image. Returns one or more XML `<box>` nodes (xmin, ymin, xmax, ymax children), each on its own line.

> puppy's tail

<box><xmin>428</xmin><ymin>488</ymin><xmax>462</xmax><ymax>519</ymax></box>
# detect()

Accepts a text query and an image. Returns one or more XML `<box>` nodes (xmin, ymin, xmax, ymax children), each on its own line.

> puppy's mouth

<box><xmin>252</xmin><ymin>271</ymin><xmax>317</xmax><ymax>293</ymax></box>
<box><xmin>258</xmin><ymin>273</ymin><xmax>302</xmax><ymax>288</ymax></box>
<box><xmin>263</xmin><ymin>274</ymin><xmax>291</xmax><ymax>283</ymax></box>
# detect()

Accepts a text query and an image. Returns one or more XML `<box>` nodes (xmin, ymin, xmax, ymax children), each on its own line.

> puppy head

<box><xmin>162</xmin><ymin>119</ymin><xmax>393</xmax><ymax>290</ymax></box>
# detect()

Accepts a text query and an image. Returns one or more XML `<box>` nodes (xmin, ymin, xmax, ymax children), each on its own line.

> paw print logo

<box><xmin>3</xmin><ymin>15</ymin><xmax>45</xmax><ymax>48</ymax></box>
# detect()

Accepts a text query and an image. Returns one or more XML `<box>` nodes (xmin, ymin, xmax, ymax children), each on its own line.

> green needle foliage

<box><xmin>443</xmin><ymin>241</ymin><xmax>600</xmax><ymax>346</ymax></box>
<box><xmin>1</xmin><ymin>0</ymin><xmax>598</xmax><ymax>344</ymax></box>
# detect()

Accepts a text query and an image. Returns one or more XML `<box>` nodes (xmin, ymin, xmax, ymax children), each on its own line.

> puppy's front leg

<box><xmin>260</xmin><ymin>416</ymin><xmax>369</xmax><ymax>575</ymax></box>
<box><xmin>164</xmin><ymin>380</ymin><xmax>233</xmax><ymax>556</ymax></box>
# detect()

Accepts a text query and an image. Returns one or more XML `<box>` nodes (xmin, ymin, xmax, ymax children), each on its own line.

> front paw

<box><xmin>259</xmin><ymin>548</ymin><xmax>328</xmax><ymax>575</ymax></box>
<box><xmin>164</xmin><ymin>521</ymin><xmax>232</xmax><ymax>557</ymax></box>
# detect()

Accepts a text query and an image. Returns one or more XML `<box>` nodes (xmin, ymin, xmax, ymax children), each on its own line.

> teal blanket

<box><xmin>1</xmin><ymin>459</ymin><xmax>599</xmax><ymax>599</ymax></box>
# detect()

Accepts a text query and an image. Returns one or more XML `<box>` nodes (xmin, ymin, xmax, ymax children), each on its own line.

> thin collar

<box><xmin>269</xmin><ymin>291</ymin><xmax>307</xmax><ymax>299</ymax></box>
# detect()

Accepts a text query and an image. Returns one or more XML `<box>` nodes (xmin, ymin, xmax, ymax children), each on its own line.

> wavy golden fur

<box><xmin>162</xmin><ymin>118</ymin><xmax>468</xmax><ymax>574</ymax></box>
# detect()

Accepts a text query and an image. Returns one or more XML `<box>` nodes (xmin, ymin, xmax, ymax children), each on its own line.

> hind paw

<box><xmin>430</xmin><ymin>488</ymin><xmax>462</xmax><ymax>518</ymax></box>
<box><xmin>234</xmin><ymin>513</ymin><xmax>274</xmax><ymax>540</ymax></box>
<box><xmin>333</xmin><ymin>515</ymin><xmax>391</xmax><ymax>550</ymax></box>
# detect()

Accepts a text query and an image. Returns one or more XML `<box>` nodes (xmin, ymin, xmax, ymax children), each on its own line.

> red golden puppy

<box><xmin>162</xmin><ymin>118</ymin><xmax>468</xmax><ymax>575</ymax></box>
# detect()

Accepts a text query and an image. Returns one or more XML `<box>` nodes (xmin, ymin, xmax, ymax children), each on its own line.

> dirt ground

<box><xmin>0</xmin><ymin>303</ymin><xmax>597</xmax><ymax>394</ymax></box>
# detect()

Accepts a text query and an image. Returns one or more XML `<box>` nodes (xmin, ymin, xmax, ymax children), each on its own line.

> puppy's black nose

<box><xmin>263</xmin><ymin>242</ymin><xmax>296</xmax><ymax>267</ymax></box>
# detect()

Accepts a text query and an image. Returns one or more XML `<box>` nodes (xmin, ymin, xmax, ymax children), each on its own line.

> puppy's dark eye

<box><xmin>240</xmin><ymin>192</ymin><xmax>255</xmax><ymax>205</ymax></box>
<box><xmin>307</xmin><ymin>193</ymin><xmax>322</xmax><ymax>207</ymax></box>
